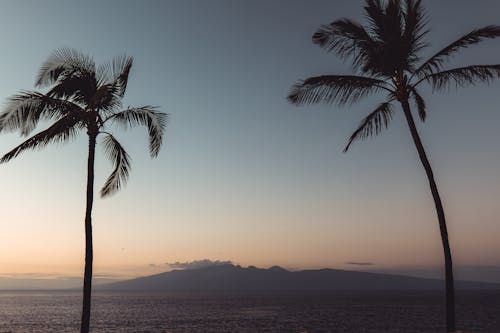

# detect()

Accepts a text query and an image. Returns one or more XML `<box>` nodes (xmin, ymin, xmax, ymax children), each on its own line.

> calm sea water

<box><xmin>0</xmin><ymin>290</ymin><xmax>499</xmax><ymax>333</ymax></box>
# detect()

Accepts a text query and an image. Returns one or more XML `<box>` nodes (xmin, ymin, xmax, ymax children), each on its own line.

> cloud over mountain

<box><xmin>346</xmin><ymin>262</ymin><xmax>375</xmax><ymax>266</ymax></box>
<box><xmin>166</xmin><ymin>259</ymin><xmax>233</xmax><ymax>270</ymax></box>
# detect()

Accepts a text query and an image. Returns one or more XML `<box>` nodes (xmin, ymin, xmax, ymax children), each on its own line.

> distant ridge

<box><xmin>98</xmin><ymin>264</ymin><xmax>500</xmax><ymax>291</ymax></box>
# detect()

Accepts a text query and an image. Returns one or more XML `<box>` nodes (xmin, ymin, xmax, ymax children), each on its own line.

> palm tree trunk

<box><xmin>400</xmin><ymin>100</ymin><xmax>455</xmax><ymax>333</ymax></box>
<box><xmin>80</xmin><ymin>132</ymin><xmax>96</xmax><ymax>333</ymax></box>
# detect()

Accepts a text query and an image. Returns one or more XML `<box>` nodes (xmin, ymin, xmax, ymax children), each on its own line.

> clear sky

<box><xmin>0</xmin><ymin>0</ymin><xmax>499</xmax><ymax>283</ymax></box>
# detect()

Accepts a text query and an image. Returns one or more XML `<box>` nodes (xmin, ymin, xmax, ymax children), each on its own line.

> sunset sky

<box><xmin>0</xmin><ymin>0</ymin><xmax>499</xmax><ymax>285</ymax></box>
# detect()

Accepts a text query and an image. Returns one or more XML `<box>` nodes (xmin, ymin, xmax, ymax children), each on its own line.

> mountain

<box><xmin>98</xmin><ymin>264</ymin><xmax>500</xmax><ymax>291</ymax></box>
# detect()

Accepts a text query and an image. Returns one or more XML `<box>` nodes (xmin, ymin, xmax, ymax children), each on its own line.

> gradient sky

<box><xmin>0</xmin><ymin>0</ymin><xmax>499</xmax><ymax>282</ymax></box>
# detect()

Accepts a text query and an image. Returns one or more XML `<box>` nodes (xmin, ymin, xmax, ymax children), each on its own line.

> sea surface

<box><xmin>0</xmin><ymin>290</ymin><xmax>499</xmax><ymax>333</ymax></box>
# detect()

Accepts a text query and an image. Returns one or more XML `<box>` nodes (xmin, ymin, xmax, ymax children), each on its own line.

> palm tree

<box><xmin>287</xmin><ymin>1</ymin><xmax>500</xmax><ymax>332</ymax></box>
<box><xmin>0</xmin><ymin>48</ymin><xmax>166</xmax><ymax>333</ymax></box>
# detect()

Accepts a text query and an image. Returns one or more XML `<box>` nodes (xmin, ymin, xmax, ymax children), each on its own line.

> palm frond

<box><xmin>0</xmin><ymin>91</ymin><xmax>83</xmax><ymax>136</ymax></box>
<box><xmin>46</xmin><ymin>72</ymin><xmax>97</xmax><ymax>106</ymax></box>
<box><xmin>112</xmin><ymin>55</ymin><xmax>133</xmax><ymax>97</ymax></box>
<box><xmin>419</xmin><ymin>64</ymin><xmax>500</xmax><ymax>91</ymax></box>
<box><xmin>312</xmin><ymin>18</ymin><xmax>375</xmax><ymax>71</ymax></box>
<box><xmin>380</xmin><ymin>0</ymin><xmax>404</xmax><ymax>39</ymax></box>
<box><xmin>363</xmin><ymin>0</ymin><xmax>426</xmax><ymax>75</ymax></box>
<box><xmin>100</xmin><ymin>133</ymin><xmax>131</xmax><ymax>197</ymax></box>
<box><xmin>92</xmin><ymin>56</ymin><xmax>133</xmax><ymax>112</ymax></box>
<box><xmin>90</xmin><ymin>84</ymin><xmax>122</xmax><ymax>114</ymax></box>
<box><xmin>36</xmin><ymin>48</ymin><xmax>96</xmax><ymax>88</ymax></box>
<box><xmin>318</xmin><ymin>0</ymin><xmax>423</xmax><ymax>76</ymax></box>
<box><xmin>96</xmin><ymin>55</ymin><xmax>133</xmax><ymax>97</ymax></box>
<box><xmin>364</xmin><ymin>0</ymin><xmax>386</xmax><ymax>39</ymax></box>
<box><xmin>288</xmin><ymin>75</ymin><xmax>390</xmax><ymax>106</ymax></box>
<box><xmin>364</xmin><ymin>0</ymin><xmax>405</xmax><ymax>42</ymax></box>
<box><xmin>415</xmin><ymin>25</ymin><xmax>500</xmax><ymax>77</ymax></box>
<box><xmin>403</xmin><ymin>0</ymin><xmax>429</xmax><ymax>62</ymax></box>
<box><xmin>343</xmin><ymin>102</ymin><xmax>394</xmax><ymax>152</ymax></box>
<box><xmin>105</xmin><ymin>106</ymin><xmax>167</xmax><ymax>157</ymax></box>
<box><xmin>0</xmin><ymin>113</ymin><xmax>84</xmax><ymax>163</ymax></box>
<box><xmin>409</xmin><ymin>86</ymin><xmax>426</xmax><ymax>121</ymax></box>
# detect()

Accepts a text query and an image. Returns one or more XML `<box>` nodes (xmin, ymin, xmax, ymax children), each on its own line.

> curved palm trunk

<box><xmin>400</xmin><ymin>100</ymin><xmax>455</xmax><ymax>333</ymax></box>
<box><xmin>80</xmin><ymin>132</ymin><xmax>96</xmax><ymax>333</ymax></box>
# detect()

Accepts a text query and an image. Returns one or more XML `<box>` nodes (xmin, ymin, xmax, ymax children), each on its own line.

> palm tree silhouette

<box><xmin>287</xmin><ymin>1</ymin><xmax>500</xmax><ymax>332</ymax></box>
<box><xmin>0</xmin><ymin>48</ymin><xmax>166</xmax><ymax>333</ymax></box>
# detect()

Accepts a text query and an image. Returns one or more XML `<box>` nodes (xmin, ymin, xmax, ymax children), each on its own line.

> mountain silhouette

<box><xmin>99</xmin><ymin>264</ymin><xmax>500</xmax><ymax>291</ymax></box>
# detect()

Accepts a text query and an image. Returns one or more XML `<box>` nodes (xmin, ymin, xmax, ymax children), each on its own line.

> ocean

<box><xmin>0</xmin><ymin>290</ymin><xmax>499</xmax><ymax>332</ymax></box>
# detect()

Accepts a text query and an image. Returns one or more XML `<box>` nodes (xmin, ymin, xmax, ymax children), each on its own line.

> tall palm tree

<box><xmin>0</xmin><ymin>48</ymin><xmax>166</xmax><ymax>333</ymax></box>
<box><xmin>287</xmin><ymin>1</ymin><xmax>500</xmax><ymax>332</ymax></box>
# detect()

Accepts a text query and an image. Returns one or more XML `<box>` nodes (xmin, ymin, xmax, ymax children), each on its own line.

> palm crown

<box><xmin>0</xmin><ymin>48</ymin><xmax>167</xmax><ymax>196</ymax></box>
<box><xmin>288</xmin><ymin>0</ymin><xmax>500</xmax><ymax>151</ymax></box>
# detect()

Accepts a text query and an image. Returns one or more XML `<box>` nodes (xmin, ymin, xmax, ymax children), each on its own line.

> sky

<box><xmin>0</xmin><ymin>0</ymin><xmax>499</xmax><ymax>287</ymax></box>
